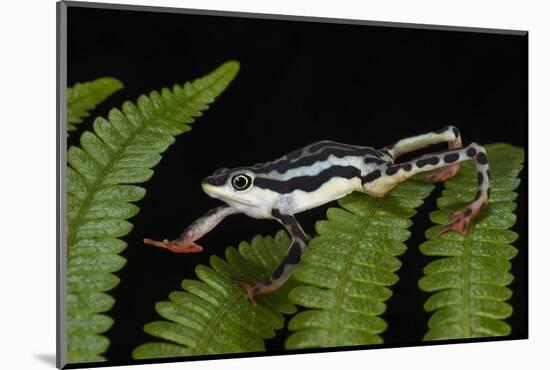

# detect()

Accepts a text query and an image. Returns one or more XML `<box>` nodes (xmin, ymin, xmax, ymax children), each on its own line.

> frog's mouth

<box><xmin>202</xmin><ymin>183</ymin><xmax>255</xmax><ymax>206</ymax></box>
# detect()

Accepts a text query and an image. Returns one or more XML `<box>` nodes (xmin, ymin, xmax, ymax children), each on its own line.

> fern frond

<box><xmin>418</xmin><ymin>143</ymin><xmax>524</xmax><ymax>340</ymax></box>
<box><xmin>67</xmin><ymin>77</ymin><xmax>124</xmax><ymax>131</ymax></box>
<box><xmin>285</xmin><ymin>180</ymin><xmax>435</xmax><ymax>349</ymax></box>
<box><xmin>66</xmin><ymin>61</ymin><xmax>240</xmax><ymax>363</ymax></box>
<box><xmin>133</xmin><ymin>231</ymin><xmax>297</xmax><ymax>359</ymax></box>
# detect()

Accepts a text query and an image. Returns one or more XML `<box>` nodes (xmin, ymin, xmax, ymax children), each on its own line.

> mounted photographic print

<box><xmin>57</xmin><ymin>1</ymin><xmax>528</xmax><ymax>368</ymax></box>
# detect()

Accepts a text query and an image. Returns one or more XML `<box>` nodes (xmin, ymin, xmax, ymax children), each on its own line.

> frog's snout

<box><xmin>202</xmin><ymin>176</ymin><xmax>226</xmax><ymax>195</ymax></box>
<box><xmin>202</xmin><ymin>176</ymin><xmax>218</xmax><ymax>186</ymax></box>
<box><xmin>202</xmin><ymin>174</ymin><xmax>228</xmax><ymax>187</ymax></box>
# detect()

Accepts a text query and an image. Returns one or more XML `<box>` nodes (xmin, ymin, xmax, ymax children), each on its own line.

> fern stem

<box><xmin>68</xmin><ymin>122</ymin><xmax>144</xmax><ymax>248</ymax></box>
<box><xmin>287</xmin><ymin>180</ymin><xmax>434</xmax><ymax>349</ymax></box>
<box><xmin>195</xmin><ymin>290</ymin><xmax>243</xmax><ymax>354</ymax></box>
<box><xmin>419</xmin><ymin>143</ymin><xmax>524</xmax><ymax>341</ymax></box>
<box><xmin>66</xmin><ymin>61</ymin><xmax>240</xmax><ymax>362</ymax></box>
<box><xmin>133</xmin><ymin>232</ymin><xmax>297</xmax><ymax>359</ymax></box>
<box><xmin>462</xmin><ymin>224</ymin><xmax>473</xmax><ymax>337</ymax></box>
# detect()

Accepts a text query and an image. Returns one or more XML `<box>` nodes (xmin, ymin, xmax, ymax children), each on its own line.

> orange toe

<box><xmin>232</xmin><ymin>277</ymin><xmax>258</xmax><ymax>304</ymax></box>
<box><xmin>143</xmin><ymin>238</ymin><xmax>172</xmax><ymax>249</ymax></box>
<box><xmin>435</xmin><ymin>221</ymin><xmax>467</xmax><ymax>237</ymax></box>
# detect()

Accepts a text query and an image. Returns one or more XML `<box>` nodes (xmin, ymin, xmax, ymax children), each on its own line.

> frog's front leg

<box><xmin>234</xmin><ymin>209</ymin><xmax>308</xmax><ymax>304</ymax></box>
<box><xmin>363</xmin><ymin>142</ymin><xmax>490</xmax><ymax>236</ymax></box>
<box><xmin>144</xmin><ymin>205</ymin><xmax>240</xmax><ymax>253</ymax></box>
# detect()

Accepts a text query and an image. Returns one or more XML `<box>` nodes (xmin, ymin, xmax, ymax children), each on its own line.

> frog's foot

<box><xmin>231</xmin><ymin>277</ymin><xmax>277</xmax><ymax>305</ymax></box>
<box><xmin>143</xmin><ymin>238</ymin><xmax>203</xmax><ymax>253</ymax></box>
<box><xmin>421</xmin><ymin>163</ymin><xmax>460</xmax><ymax>183</ymax></box>
<box><xmin>434</xmin><ymin>206</ymin><xmax>475</xmax><ymax>237</ymax></box>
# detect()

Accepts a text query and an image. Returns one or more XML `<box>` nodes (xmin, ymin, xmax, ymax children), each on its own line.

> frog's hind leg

<box><xmin>381</xmin><ymin>125</ymin><xmax>463</xmax><ymax>182</ymax></box>
<box><xmin>366</xmin><ymin>142</ymin><xmax>490</xmax><ymax>237</ymax></box>
<box><xmin>233</xmin><ymin>209</ymin><xmax>308</xmax><ymax>304</ymax></box>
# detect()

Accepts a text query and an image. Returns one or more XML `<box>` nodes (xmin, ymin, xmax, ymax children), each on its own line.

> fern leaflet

<box><xmin>66</xmin><ymin>61</ymin><xmax>240</xmax><ymax>362</ymax></box>
<box><xmin>133</xmin><ymin>231</ymin><xmax>297</xmax><ymax>359</ymax></box>
<box><xmin>67</xmin><ymin>77</ymin><xmax>124</xmax><ymax>131</ymax></box>
<box><xmin>286</xmin><ymin>180</ymin><xmax>435</xmax><ymax>349</ymax></box>
<box><xmin>418</xmin><ymin>143</ymin><xmax>524</xmax><ymax>340</ymax></box>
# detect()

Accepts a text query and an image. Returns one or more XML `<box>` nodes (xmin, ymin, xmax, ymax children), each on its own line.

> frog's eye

<box><xmin>231</xmin><ymin>174</ymin><xmax>252</xmax><ymax>191</ymax></box>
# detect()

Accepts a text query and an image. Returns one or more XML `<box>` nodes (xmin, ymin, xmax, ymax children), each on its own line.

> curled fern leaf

<box><xmin>418</xmin><ymin>143</ymin><xmax>524</xmax><ymax>340</ymax></box>
<box><xmin>67</xmin><ymin>77</ymin><xmax>124</xmax><ymax>131</ymax></box>
<box><xmin>66</xmin><ymin>61</ymin><xmax>240</xmax><ymax>362</ymax></box>
<box><xmin>286</xmin><ymin>180</ymin><xmax>435</xmax><ymax>349</ymax></box>
<box><xmin>133</xmin><ymin>231</ymin><xmax>297</xmax><ymax>359</ymax></box>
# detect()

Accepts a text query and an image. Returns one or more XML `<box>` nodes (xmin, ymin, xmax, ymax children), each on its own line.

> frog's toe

<box><xmin>143</xmin><ymin>238</ymin><xmax>172</xmax><ymax>249</ymax></box>
<box><xmin>448</xmin><ymin>210</ymin><xmax>463</xmax><ymax>222</ymax></box>
<box><xmin>232</xmin><ymin>277</ymin><xmax>259</xmax><ymax>304</ymax></box>
<box><xmin>435</xmin><ymin>219</ymin><xmax>469</xmax><ymax>237</ymax></box>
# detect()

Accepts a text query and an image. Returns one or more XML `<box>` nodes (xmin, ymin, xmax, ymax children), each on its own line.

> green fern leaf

<box><xmin>67</xmin><ymin>77</ymin><xmax>124</xmax><ymax>131</ymax></box>
<box><xmin>66</xmin><ymin>61</ymin><xmax>240</xmax><ymax>363</ymax></box>
<box><xmin>418</xmin><ymin>143</ymin><xmax>524</xmax><ymax>340</ymax></box>
<box><xmin>286</xmin><ymin>180</ymin><xmax>435</xmax><ymax>349</ymax></box>
<box><xmin>133</xmin><ymin>231</ymin><xmax>298</xmax><ymax>359</ymax></box>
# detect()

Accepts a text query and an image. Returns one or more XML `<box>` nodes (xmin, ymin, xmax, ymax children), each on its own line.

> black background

<box><xmin>67</xmin><ymin>4</ymin><xmax>527</xmax><ymax>363</ymax></box>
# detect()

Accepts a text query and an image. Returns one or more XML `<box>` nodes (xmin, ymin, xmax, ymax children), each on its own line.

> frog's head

<box><xmin>201</xmin><ymin>167</ymin><xmax>275</xmax><ymax>214</ymax></box>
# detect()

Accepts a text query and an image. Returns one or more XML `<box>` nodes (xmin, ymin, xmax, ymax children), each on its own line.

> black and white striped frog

<box><xmin>145</xmin><ymin>126</ymin><xmax>490</xmax><ymax>303</ymax></box>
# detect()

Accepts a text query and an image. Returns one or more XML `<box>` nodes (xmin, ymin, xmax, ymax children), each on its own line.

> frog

<box><xmin>144</xmin><ymin>126</ymin><xmax>490</xmax><ymax>303</ymax></box>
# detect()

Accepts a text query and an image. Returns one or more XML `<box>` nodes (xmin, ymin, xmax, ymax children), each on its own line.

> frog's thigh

<box><xmin>363</xmin><ymin>170</ymin><xmax>409</xmax><ymax>197</ymax></box>
<box><xmin>362</xmin><ymin>157</ymin><xmax>449</xmax><ymax>197</ymax></box>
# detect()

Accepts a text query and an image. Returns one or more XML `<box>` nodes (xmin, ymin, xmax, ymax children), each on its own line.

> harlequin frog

<box><xmin>145</xmin><ymin>126</ymin><xmax>490</xmax><ymax>303</ymax></box>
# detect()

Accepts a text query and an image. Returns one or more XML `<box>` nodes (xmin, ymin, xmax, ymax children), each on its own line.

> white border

<box><xmin>2</xmin><ymin>0</ymin><xmax>546</xmax><ymax>369</ymax></box>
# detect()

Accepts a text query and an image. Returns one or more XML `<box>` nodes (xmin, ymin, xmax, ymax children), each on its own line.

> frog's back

<box><xmin>251</xmin><ymin>140</ymin><xmax>385</xmax><ymax>177</ymax></box>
